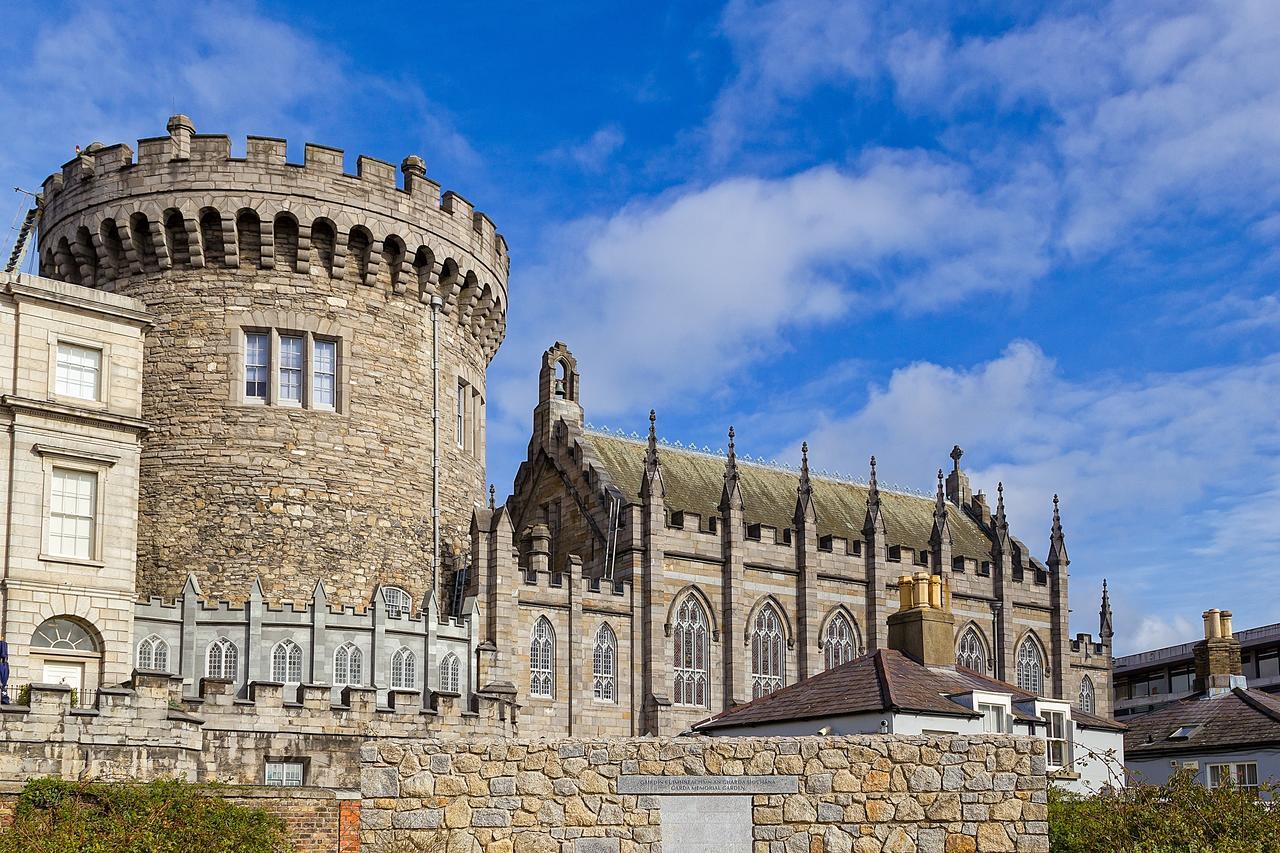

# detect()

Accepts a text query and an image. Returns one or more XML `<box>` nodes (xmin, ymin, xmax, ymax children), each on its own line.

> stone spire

<box><xmin>1047</xmin><ymin>494</ymin><xmax>1069</xmax><ymax>567</ymax></box>
<box><xmin>863</xmin><ymin>455</ymin><xmax>885</xmax><ymax>537</ymax></box>
<box><xmin>640</xmin><ymin>409</ymin><xmax>665</xmax><ymax>499</ymax></box>
<box><xmin>1099</xmin><ymin>579</ymin><xmax>1114</xmax><ymax>642</ymax></box>
<box><xmin>720</xmin><ymin>426</ymin><xmax>744</xmax><ymax>512</ymax></box>
<box><xmin>993</xmin><ymin>482</ymin><xmax>1010</xmax><ymax>547</ymax></box>
<box><xmin>795</xmin><ymin>441</ymin><xmax>816</xmax><ymax>525</ymax></box>
<box><xmin>930</xmin><ymin>468</ymin><xmax>950</xmax><ymax>542</ymax></box>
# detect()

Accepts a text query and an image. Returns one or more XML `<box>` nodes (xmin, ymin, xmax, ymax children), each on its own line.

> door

<box><xmin>42</xmin><ymin>661</ymin><xmax>83</xmax><ymax>691</ymax></box>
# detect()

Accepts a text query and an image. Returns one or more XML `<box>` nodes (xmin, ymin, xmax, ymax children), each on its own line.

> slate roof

<box><xmin>1123</xmin><ymin>688</ymin><xmax>1280</xmax><ymax>758</ymax></box>
<box><xmin>588</xmin><ymin>433</ymin><xmax>995</xmax><ymax>559</ymax></box>
<box><xmin>691</xmin><ymin>648</ymin><xmax>1125</xmax><ymax>734</ymax></box>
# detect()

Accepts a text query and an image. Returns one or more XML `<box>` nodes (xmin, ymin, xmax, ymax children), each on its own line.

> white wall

<box><xmin>1062</xmin><ymin>727</ymin><xmax>1126</xmax><ymax>794</ymax></box>
<box><xmin>1127</xmin><ymin>746</ymin><xmax>1280</xmax><ymax>797</ymax></box>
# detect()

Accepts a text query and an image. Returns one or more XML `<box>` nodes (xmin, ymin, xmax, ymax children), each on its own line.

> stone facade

<box><xmin>358</xmin><ymin>736</ymin><xmax>1050</xmax><ymax>853</ymax></box>
<box><xmin>0</xmin><ymin>271</ymin><xmax>149</xmax><ymax>693</ymax></box>
<box><xmin>36</xmin><ymin>116</ymin><xmax>507</xmax><ymax>608</ymax></box>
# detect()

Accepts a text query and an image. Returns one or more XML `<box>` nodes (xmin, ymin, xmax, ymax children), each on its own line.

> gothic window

<box><xmin>1016</xmin><ymin>637</ymin><xmax>1044</xmax><ymax>695</ymax></box>
<box><xmin>333</xmin><ymin>642</ymin><xmax>362</xmax><ymax>686</ymax></box>
<box><xmin>957</xmin><ymin>627</ymin><xmax>989</xmax><ymax>672</ymax></box>
<box><xmin>390</xmin><ymin>647</ymin><xmax>416</xmax><ymax>690</ymax></box>
<box><xmin>271</xmin><ymin>639</ymin><xmax>303</xmax><ymax>684</ymax></box>
<box><xmin>530</xmin><ymin>617</ymin><xmax>555</xmax><ymax>698</ymax></box>
<box><xmin>823</xmin><ymin>612</ymin><xmax>858</xmax><ymax>671</ymax></box>
<box><xmin>1079</xmin><ymin>675</ymin><xmax>1096</xmax><ymax>714</ymax></box>
<box><xmin>440</xmin><ymin>652</ymin><xmax>461</xmax><ymax>694</ymax></box>
<box><xmin>751</xmin><ymin>602</ymin><xmax>786</xmax><ymax>698</ymax></box>
<box><xmin>206</xmin><ymin>637</ymin><xmax>238</xmax><ymax>679</ymax></box>
<box><xmin>592</xmin><ymin>623</ymin><xmax>617</xmax><ymax>702</ymax></box>
<box><xmin>137</xmin><ymin>635</ymin><xmax>169</xmax><ymax>672</ymax></box>
<box><xmin>673</xmin><ymin>596</ymin><xmax>710</xmax><ymax>707</ymax></box>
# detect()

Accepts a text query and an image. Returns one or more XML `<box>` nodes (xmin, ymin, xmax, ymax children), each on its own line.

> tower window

<box><xmin>278</xmin><ymin>335</ymin><xmax>303</xmax><ymax>403</ymax></box>
<box><xmin>239</xmin><ymin>328</ymin><xmax>341</xmax><ymax>411</ymax></box>
<box><xmin>313</xmin><ymin>339</ymin><xmax>337</xmax><ymax>408</ymax></box>
<box><xmin>244</xmin><ymin>332</ymin><xmax>269</xmax><ymax>401</ymax></box>
<box><xmin>456</xmin><ymin>380</ymin><xmax>467</xmax><ymax>448</ymax></box>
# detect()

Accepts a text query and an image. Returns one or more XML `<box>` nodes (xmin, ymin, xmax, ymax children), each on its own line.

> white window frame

<box><xmin>54</xmin><ymin>341</ymin><xmax>103</xmax><ymax>402</ymax></box>
<box><xmin>333</xmin><ymin>642</ymin><xmax>362</xmax><ymax>687</ymax></box>
<box><xmin>238</xmin><ymin>327</ymin><xmax>342</xmax><ymax>411</ymax></box>
<box><xmin>137</xmin><ymin>634</ymin><xmax>170</xmax><ymax>672</ymax></box>
<box><xmin>47</xmin><ymin>467</ymin><xmax>98</xmax><ymax>560</ymax></box>
<box><xmin>456</xmin><ymin>379</ymin><xmax>468</xmax><ymax>449</ymax></box>
<box><xmin>390</xmin><ymin>647</ymin><xmax>416</xmax><ymax>690</ymax></box>
<box><xmin>529</xmin><ymin>617</ymin><xmax>555</xmax><ymax>699</ymax></box>
<box><xmin>271</xmin><ymin>639</ymin><xmax>304</xmax><ymax>684</ymax></box>
<box><xmin>382</xmin><ymin>586</ymin><xmax>411</xmax><ymax>618</ymax></box>
<box><xmin>264</xmin><ymin>760</ymin><xmax>304</xmax><ymax>787</ymax></box>
<box><xmin>673</xmin><ymin>597</ymin><xmax>710</xmax><ymax>708</ymax></box>
<box><xmin>440</xmin><ymin>652</ymin><xmax>461</xmax><ymax>694</ymax></box>
<box><xmin>1043</xmin><ymin>709</ymin><xmax>1068</xmax><ymax>768</ymax></box>
<box><xmin>592</xmin><ymin>623</ymin><xmax>617</xmax><ymax>703</ymax></box>
<box><xmin>1207</xmin><ymin>762</ymin><xmax>1258</xmax><ymax>791</ymax></box>
<box><xmin>277</xmin><ymin>334</ymin><xmax>304</xmax><ymax>404</ymax></box>
<box><xmin>206</xmin><ymin>637</ymin><xmax>238</xmax><ymax>680</ymax></box>
<box><xmin>244</xmin><ymin>330</ymin><xmax>270</xmax><ymax>402</ymax></box>
<box><xmin>312</xmin><ymin>337</ymin><xmax>337</xmax><ymax>410</ymax></box>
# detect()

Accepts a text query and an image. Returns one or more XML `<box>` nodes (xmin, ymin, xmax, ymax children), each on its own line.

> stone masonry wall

<box><xmin>359</xmin><ymin>736</ymin><xmax>1049</xmax><ymax>853</ymax></box>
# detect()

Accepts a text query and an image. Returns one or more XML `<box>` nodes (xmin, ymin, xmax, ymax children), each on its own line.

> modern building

<box><xmin>690</xmin><ymin>570</ymin><xmax>1126</xmax><ymax>795</ymax></box>
<box><xmin>1124</xmin><ymin>608</ymin><xmax>1280</xmax><ymax>794</ymax></box>
<box><xmin>1114</xmin><ymin>617</ymin><xmax>1280</xmax><ymax>718</ymax></box>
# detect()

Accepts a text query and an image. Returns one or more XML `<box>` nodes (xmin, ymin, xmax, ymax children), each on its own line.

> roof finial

<box><xmin>1099</xmin><ymin>578</ymin><xmax>1114</xmax><ymax>641</ymax></box>
<box><xmin>489</xmin><ymin>484</ymin><xmax>496</xmax><ymax>510</ymax></box>
<box><xmin>1048</xmin><ymin>493</ymin><xmax>1068</xmax><ymax>567</ymax></box>
<box><xmin>720</xmin><ymin>425</ymin><xmax>743</xmax><ymax>512</ymax></box>
<box><xmin>644</xmin><ymin>410</ymin><xmax>661</xmax><ymax>476</ymax></box>
<box><xmin>725</xmin><ymin>426</ymin><xmax>738</xmax><ymax>475</ymax></box>
<box><xmin>936</xmin><ymin>468</ymin><xmax>945</xmax><ymax>509</ymax></box>
<box><xmin>795</xmin><ymin>441</ymin><xmax>815</xmax><ymax>523</ymax></box>
<box><xmin>868</xmin><ymin>455</ymin><xmax>880</xmax><ymax>504</ymax></box>
<box><xmin>996</xmin><ymin>482</ymin><xmax>1005</xmax><ymax>518</ymax></box>
<box><xmin>950</xmin><ymin>445</ymin><xmax>963</xmax><ymax>472</ymax></box>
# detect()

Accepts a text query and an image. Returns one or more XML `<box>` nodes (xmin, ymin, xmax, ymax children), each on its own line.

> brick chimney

<box><xmin>1192</xmin><ymin>608</ymin><xmax>1243</xmax><ymax>696</ymax></box>
<box><xmin>887</xmin><ymin>571</ymin><xmax>956</xmax><ymax>668</ymax></box>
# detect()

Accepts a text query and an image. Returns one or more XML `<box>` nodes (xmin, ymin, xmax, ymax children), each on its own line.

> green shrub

<box><xmin>1050</xmin><ymin>769</ymin><xmax>1280</xmax><ymax>853</ymax></box>
<box><xmin>0</xmin><ymin>777</ymin><xmax>291</xmax><ymax>853</ymax></box>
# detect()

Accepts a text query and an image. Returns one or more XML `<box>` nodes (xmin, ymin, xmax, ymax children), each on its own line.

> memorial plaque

<box><xmin>658</xmin><ymin>793</ymin><xmax>752</xmax><ymax>853</ymax></box>
<box><xmin>616</xmin><ymin>775</ymin><xmax>798</xmax><ymax>795</ymax></box>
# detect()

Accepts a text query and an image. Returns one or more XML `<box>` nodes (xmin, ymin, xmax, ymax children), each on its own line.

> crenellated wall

<box><xmin>34</xmin><ymin>116</ymin><xmax>508</xmax><ymax>608</ymax></box>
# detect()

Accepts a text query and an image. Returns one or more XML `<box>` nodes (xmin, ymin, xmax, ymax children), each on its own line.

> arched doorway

<box><xmin>31</xmin><ymin>616</ymin><xmax>101</xmax><ymax>707</ymax></box>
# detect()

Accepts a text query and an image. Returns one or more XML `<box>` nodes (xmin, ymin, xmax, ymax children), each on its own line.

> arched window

<box><xmin>271</xmin><ymin>639</ymin><xmax>303</xmax><ymax>684</ymax></box>
<box><xmin>823</xmin><ymin>612</ymin><xmax>858</xmax><ymax>670</ymax></box>
<box><xmin>1079</xmin><ymin>675</ymin><xmax>1096</xmax><ymax>714</ymax></box>
<box><xmin>530</xmin><ymin>617</ymin><xmax>554</xmax><ymax>698</ymax></box>
<box><xmin>592</xmin><ymin>624</ymin><xmax>617</xmax><ymax>702</ymax></box>
<box><xmin>957</xmin><ymin>627</ymin><xmax>989</xmax><ymax>673</ymax></box>
<box><xmin>382</xmin><ymin>586</ymin><xmax>411</xmax><ymax>618</ymax></box>
<box><xmin>751</xmin><ymin>603</ymin><xmax>786</xmax><ymax>698</ymax></box>
<box><xmin>1016</xmin><ymin>637</ymin><xmax>1044</xmax><ymax>695</ymax></box>
<box><xmin>333</xmin><ymin>642</ymin><xmax>362</xmax><ymax>686</ymax></box>
<box><xmin>137</xmin><ymin>635</ymin><xmax>170</xmax><ymax>672</ymax></box>
<box><xmin>673</xmin><ymin>596</ymin><xmax>710</xmax><ymax>707</ymax></box>
<box><xmin>206</xmin><ymin>637</ymin><xmax>238</xmax><ymax>679</ymax></box>
<box><xmin>440</xmin><ymin>652</ymin><xmax>461</xmax><ymax>694</ymax></box>
<box><xmin>390</xmin><ymin>647</ymin><xmax>416</xmax><ymax>690</ymax></box>
<box><xmin>32</xmin><ymin>617</ymin><xmax>97</xmax><ymax>652</ymax></box>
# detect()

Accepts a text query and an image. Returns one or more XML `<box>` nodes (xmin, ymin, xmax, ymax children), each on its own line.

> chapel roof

<box><xmin>1123</xmin><ymin>687</ymin><xmax>1280</xmax><ymax>758</ymax></box>
<box><xmin>588</xmin><ymin>432</ymin><xmax>995</xmax><ymax>559</ymax></box>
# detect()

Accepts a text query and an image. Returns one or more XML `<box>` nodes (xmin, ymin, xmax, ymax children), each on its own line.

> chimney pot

<box><xmin>1220</xmin><ymin>611</ymin><xmax>1233</xmax><ymax>639</ymax></box>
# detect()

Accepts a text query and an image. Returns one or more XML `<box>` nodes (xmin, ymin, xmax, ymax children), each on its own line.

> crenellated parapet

<box><xmin>36</xmin><ymin>116</ymin><xmax>506</xmax><ymax>360</ymax></box>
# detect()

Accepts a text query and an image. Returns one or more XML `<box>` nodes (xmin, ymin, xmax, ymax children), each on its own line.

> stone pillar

<box><xmin>247</xmin><ymin>580</ymin><xmax>265</xmax><ymax>686</ymax></box>
<box><xmin>720</xmin><ymin>492</ymin><xmax>747</xmax><ymax>706</ymax></box>
<box><xmin>180</xmin><ymin>575</ymin><xmax>200</xmax><ymax>694</ymax></box>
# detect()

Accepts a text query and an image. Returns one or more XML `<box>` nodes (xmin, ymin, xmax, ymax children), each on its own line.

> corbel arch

<box><xmin>663</xmin><ymin>584</ymin><xmax>720</xmax><ymax>641</ymax></box>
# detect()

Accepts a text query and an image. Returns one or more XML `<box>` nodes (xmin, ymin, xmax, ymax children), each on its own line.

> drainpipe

<box><xmin>431</xmin><ymin>295</ymin><xmax>443</xmax><ymax>596</ymax></box>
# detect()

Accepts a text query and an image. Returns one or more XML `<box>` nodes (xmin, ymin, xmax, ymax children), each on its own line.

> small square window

<box><xmin>55</xmin><ymin>342</ymin><xmax>101</xmax><ymax>401</ymax></box>
<box><xmin>264</xmin><ymin>760</ymin><xmax>304</xmax><ymax>787</ymax></box>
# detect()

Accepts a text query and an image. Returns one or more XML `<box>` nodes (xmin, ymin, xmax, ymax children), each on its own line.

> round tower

<box><xmin>36</xmin><ymin>116</ymin><xmax>508</xmax><ymax>608</ymax></box>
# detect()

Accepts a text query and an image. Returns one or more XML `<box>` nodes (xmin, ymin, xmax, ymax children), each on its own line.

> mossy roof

<box><xmin>588</xmin><ymin>433</ymin><xmax>994</xmax><ymax>560</ymax></box>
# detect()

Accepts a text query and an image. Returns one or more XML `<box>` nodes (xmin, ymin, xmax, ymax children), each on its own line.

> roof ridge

<box><xmin>874</xmin><ymin>649</ymin><xmax>899</xmax><ymax>710</ymax></box>
<box><xmin>1233</xmin><ymin>686</ymin><xmax>1280</xmax><ymax>724</ymax></box>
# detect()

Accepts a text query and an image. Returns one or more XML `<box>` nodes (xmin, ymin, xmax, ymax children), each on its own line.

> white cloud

<box><xmin>546</xmin><ymin>125</ymin><xmax>626</xmax><ymax>172</ymax></box>
<box><xmin>493</xmin><ymin>150</ymin><xmax>1050</xmax><ymax>419</ymax></box>
<box><xmin>1128</xmin><ymin>614</ymin><xmax>1198</xmax><ymax>655</ymax></box>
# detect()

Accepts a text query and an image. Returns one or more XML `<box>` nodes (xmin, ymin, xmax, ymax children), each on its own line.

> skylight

<box><xmin>1168</xmin><ymin>725</ymin><xmax>1199</xmax><ymax>740</ymax></box>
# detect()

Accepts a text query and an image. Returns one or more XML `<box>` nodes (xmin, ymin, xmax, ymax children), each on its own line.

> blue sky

<box><xmin>2</xmin><ymin>1</ymin><xmax>1278</xmax><ymax>654</ymax></box>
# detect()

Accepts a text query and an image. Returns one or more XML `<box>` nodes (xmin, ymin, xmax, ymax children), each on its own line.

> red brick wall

<box><xmin>226</xmin><ymin>790</ymin><xmax>361</xmax><ymax>853</ymax></box>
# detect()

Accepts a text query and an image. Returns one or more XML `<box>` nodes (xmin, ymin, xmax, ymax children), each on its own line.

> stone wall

<box><xmin>359</xmin><ymin>735</ymin><xmax>1049</xmax><ymax>853</ymax></box>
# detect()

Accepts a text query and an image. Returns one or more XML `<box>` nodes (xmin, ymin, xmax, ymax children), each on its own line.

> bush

<box><xmin>0</xmin><ymin>777</ymin><xmax>291</xmax><ymax>853</ymax></box>
<box><xmin>1050</xmin><ymin>769</ymin><xmax>1280</xmax><ymax>853</ymax></box>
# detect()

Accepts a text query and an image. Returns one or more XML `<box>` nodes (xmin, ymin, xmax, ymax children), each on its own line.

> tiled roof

<box><xmin>588</xmin><ymin>433</ymin><xmax>995</xmax><ymax>559</ymax></box>
<box><xmin>1124</xmin><ymin>687</ymin><xmax>1280</xmax><ymax>757</ymax></box>
<box><xmin>690</xmin><ymin>648</ymin><xmax>1126</xmax><ymax>733</ymax></box>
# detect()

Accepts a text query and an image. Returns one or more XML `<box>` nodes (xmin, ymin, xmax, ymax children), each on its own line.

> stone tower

<box><xmin>35</xmin><ymin>116</ymin><xmax>508</xmax><ymax>608</ymax></box>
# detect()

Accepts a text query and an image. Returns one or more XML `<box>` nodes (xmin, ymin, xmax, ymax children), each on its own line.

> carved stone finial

<box><xmin>489</xmin><ymin>484</ymin><xmax>496</xmax><ymax>510</ymax></box>
<box><xmin>950</xmin><ymin>445</ymin><xmax>963</xmax><ymax>470</ymax></box>
<box><xmin>936</xmin><ymin>469</ymin><xmax>945</xmax><ymax>508</ymax></box>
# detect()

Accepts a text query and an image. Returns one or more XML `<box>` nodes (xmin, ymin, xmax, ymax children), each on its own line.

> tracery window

<box><xmin>1016</xmin><ymin>637</ymin><xmax>1044</xmax><ymax>695</ymax></box>
<box><xmin>206</xmin><ymin>637</ymin><xmax>238</xmax><ymax>679</ymax></box>
<box><xmin>1079</xmin><ymin>675</ymin><xmax>1095</xmax><ymax>714</ymax></box>
<box><xmin>823</xmin><ymin>612</ymin><xmax>858</xmax><ymax>670</ymax></box>
<box><xmin>390</xmin><ymin>647</ymin><xmax>416</xmax><ymax>690</ymax></box>
<box><xmin>750</xmin><ymin>603</ymin><xmax>785</xmax><ymax>698</ymax></box>
<box><xmin>439</xmin><ymin>652</ymin><xmax>461</xmax><ymax>693</ymax></box>
<box><xmin>333</xmin><ymin>642</ymin><xmax>362</xmax><ymax>686</ymax></box>
<box><xmin>957</xmin><ymin>627</ymin><xmax>989</xmax><ymax>672</ymax></box>
<box><xmin>530</xmin><ymin>617</ymin><xmax>555</xmax><ymax>698</ymax></box>
<box><xmin>137</xmin><ymin>635</ymin><xmax>169</xmax><ymax>672</ymax></box>
<box><xmin>271</xmin><ymin>639</ymin><xmax>303</xmax><ymax>684</ymax></box>
<box><xmin>673</xmin><ymin>597</ymin><xmax>710</xmax><ymax>707</ymax></box>
<box><xmin>592</xmin><ymin>623</ymin><xmax>617</xmax><ymax>702</ymax></box>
